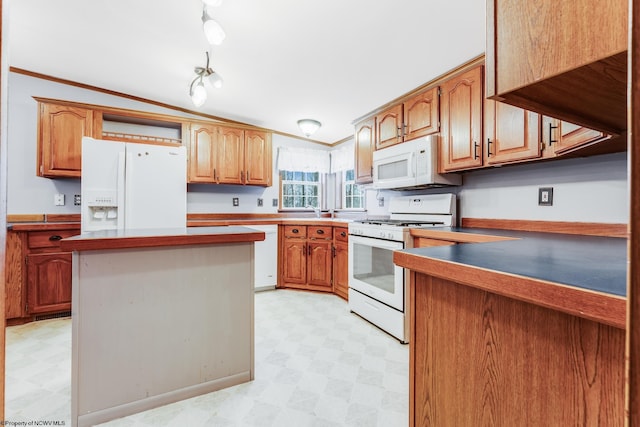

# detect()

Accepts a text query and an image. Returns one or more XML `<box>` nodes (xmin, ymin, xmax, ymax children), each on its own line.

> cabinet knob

<box><xmin>316</xmin><ymin>229</ymin><xmax>325</xmax><ymax>235</ymax></box>
<box><xmin>49</xmin><ymin>235</ymin><xmax>63</xmax><ymax>241</ymax></box>
<box><xmin>340</xmin><ymin>231</ymin><xmax>346</xmax><ymax>237</ymax></box>
<box><xmin>292</xmin><ymin>228</ymin><xmax>299</xmax><ymax>234</ymax></box>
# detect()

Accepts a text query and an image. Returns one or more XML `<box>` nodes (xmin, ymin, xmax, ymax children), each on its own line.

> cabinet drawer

<box><xmin>308</xmin><ymin>226</ymin><xmax>332</xmax><ymax>240</ymax></box>
<box><xmin>27</xmin><ymin>230</ymin><xmax>78</xmax><ymax>249</ymax></box>
<box><xmin>284</xmin><ymin>225</ymin><xmax>307</xmax><ymax>238</ymax></box>
<box><xmin>334</xmin><ymin>227</ymin><xmax>349</xmax><ymax>243</ymax></box>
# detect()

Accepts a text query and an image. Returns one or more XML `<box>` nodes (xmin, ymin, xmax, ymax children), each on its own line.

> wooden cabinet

<box><xmin>439</xmin><ymin>66</ymin><xmax>484</xmax><ymax>172</ymax></box>
<box><xmin>6</xmin><ymin>227</ymin><xmax>79</xmax><ymax>323</ymax></box>
<box><xmin>376</xmin><ymin>105</ymin><xmax>403</xmax><ymax>149</ymax></box>
<box><xmin>218</xmin><ymin>126</ymin><xmax>245</xmax><ymax>185</ymax></box>
<box><xmin>354</xmin><ymin>117</ymin><xmax>375</xmax><ymax>184</ymax></box>
<box><xmin>541</xmin><ymin>117</ymin><xmax>611</xmax><ymax>156</ymax></box>
<box><xmin>188</xmin><ymin>123</ymin><xmax>218</xmax><ymax>183</ymax></box>
<box><xmin>332</xmin><ymin>227</ymin><xmax>349</xmax><ymax>300</ymax></box>
<box><xmin>187</xmin><ymin>123</ymin><xmax>272</xmax><ymax>186</ymax></box>
<box><xmin>375</xmin><ymin>87</ymin><xmax>439</xmax><ymax>150</ymax></box>
<box><xmin>486</xmin><ymin>0</ymin><xmax>627</xmax><ymax>134</ymax></box>
<box><xmin>279</xmin><ymin>225</ymin><xmax>333</xmax><ymax>292</ymax></box>
<box><xmin>37</xmin><ymin>101</ymin><xmax>95</xmax><ymax>178</ymax></box>
<box><xmin>440</xmin><ymin>65</ymin><xmax>543</xmax><ymax>172</ymax></box>
<box><xmin>26</xmin><ymin>252</ymin><xmax>72</xmax><ymax>315</ymax></box>
<box><xmin>484</xmin><ymin>101</ymin><xmax>541</xmax><ymax>165</ymax></box>
<box><xmin>244</xmin><ymin>130</ymin><xmax>272</xmax><ymax>186</ymax></box>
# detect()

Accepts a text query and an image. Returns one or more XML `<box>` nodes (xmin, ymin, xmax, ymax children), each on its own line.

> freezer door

<box><xmin>124</xmin><ymin>143</ymin><xmax>187</xmax><ymax>229</ymax></box>
<box><xmin>81</xmin><ymin>137</ymin><xmax>125</xmax><ymax>233</ymax></box>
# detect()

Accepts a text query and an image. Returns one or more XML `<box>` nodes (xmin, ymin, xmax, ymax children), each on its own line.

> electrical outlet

<box><xmin>538</xmin><ymin>187</ymin><xmax>553</xmax><ymax>206</ymax></box>
<box><xmin>378</xmin><ymin>197</ymin><xmax>385</xmax><ymax>207</ymax></box>
<box><xmin>54</xmin><ymin>193</ymin><xmax>65</xmax><ymax>206</ymax></box>
<box><xmin>74</xmin><ymin>194</ymin><xmax>81</xmax><ymax>206</ymax></box>
<box><xmin>257</xmin><ymin>198</ymin><xmax>263</xmax><ymax>207</ymax></box>
<box><xmin>233</xmin><ymin>197</ymin><xmax>239</xmax><ymax>207</ymax></box>
<box><xmin>272</xmin><ymin>198</ymin><xmax>278</xmax><ymax>207</ymax></box>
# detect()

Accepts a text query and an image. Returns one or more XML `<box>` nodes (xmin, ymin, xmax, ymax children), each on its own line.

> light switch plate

<box><xmin>272</xmin><ymin>198</ymin><xmax>278</xmax><ymax>207</ymax></box>
<box><xmin>257</xmin><ymin>198</ymin><xmax>263</xmax><ymax>207</ymax></box>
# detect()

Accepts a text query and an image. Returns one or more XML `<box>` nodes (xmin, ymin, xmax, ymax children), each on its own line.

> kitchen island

<box><xmin>60</xmin><ymin>226</ymin><xmax>265</xmax><ymax>427</ymax></box>
<box><xmin>394</xmin><ymin>228</ymin><xmax>626</xmax><ymax>426</ymax></box>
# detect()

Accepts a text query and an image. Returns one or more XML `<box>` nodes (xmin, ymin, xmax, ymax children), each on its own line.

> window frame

<box><xmin>340</xmin><ymin>169</ymin><xmax>366</xmax><ymax>211</ymax></box>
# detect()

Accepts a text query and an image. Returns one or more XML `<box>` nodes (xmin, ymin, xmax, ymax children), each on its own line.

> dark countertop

<box><xmin>407</xmin><ymin>227</ymin><xmax>627</xmax><ymax>296</ymax></box>
<box><xmin>60</xmin><ymin>226</ymin><xmax>265</xmax><ymax>252</ymax></box>
<box><xmin>396</xmin><ymin>227</ymin><xmax>627</xmax><ymax>329</ymax></box>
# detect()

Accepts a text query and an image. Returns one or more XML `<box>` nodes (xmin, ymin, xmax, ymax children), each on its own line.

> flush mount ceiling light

<box><xmin>202</xmin><ymin>7</ymin><xmax>226</xmax><ymax>45</ymax></box>
<box><xmin>202</xmin><ymin>0</ymin><xmax>223</xmax><ymax>6</ymax></box>
<box><xmin>297</xmin><ymin>119</ymin><xmax>322</xmax><ymax>138</ymax></box>
<box><xmin>189</xmin><ymin>52</ymin><xmax>223</xmax><ymax>107</ymax></box>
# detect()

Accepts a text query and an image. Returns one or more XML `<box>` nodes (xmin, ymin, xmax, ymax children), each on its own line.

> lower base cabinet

<box><xmin>6</xmin><ymin>227</ymin><xmax>78</xmax><ymax>323</ymax></box>
<box><xmin>279</xmin><ymin>225</ymin><xmax>334</xmax><ymax>292</ymax></box>
<box><xmin>332</xmin><ymin>227</ymin><xmax>349</xmax><ymax>300</ymax></box>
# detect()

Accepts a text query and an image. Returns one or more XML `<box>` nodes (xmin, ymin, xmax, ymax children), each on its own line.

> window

<box><xmin>342</xmin><ymin>169</ymin><xmax>365</xmax><ymax>209</ymax></box>
<box><xmin>281</xmin><ymin>171</ymin><xmax>321</xmax><ymax>208</ymax></box>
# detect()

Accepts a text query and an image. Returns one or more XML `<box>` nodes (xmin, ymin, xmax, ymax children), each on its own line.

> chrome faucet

<box><xmin>307</xmin><ymin>205</ymin><xmax>321</xmax><ymax>218</ymax></box>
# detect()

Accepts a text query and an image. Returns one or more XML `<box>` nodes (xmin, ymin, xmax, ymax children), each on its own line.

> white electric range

<box><xmin>348</xmin><ymin>193</ymin><xmax>456</xmax><ymax>343</ymax></box>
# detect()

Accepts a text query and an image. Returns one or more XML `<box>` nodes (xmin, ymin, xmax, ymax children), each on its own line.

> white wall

<box><xmin>6</xmin><ymin>71</ymin><xmax>328</xmax><ymax>215</ymax></box>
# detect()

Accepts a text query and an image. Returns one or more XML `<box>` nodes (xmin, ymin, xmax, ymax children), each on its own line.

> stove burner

<box><xmin>358</xmin><ymin>219</ymin><xmax>445</xmax><ymax>227</ymax></box>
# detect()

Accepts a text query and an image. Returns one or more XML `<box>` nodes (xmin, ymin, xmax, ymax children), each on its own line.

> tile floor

<box><xmin>5</xmin><ymin>289</ymin><xmax>409</xmax><ymax>426</ymax></box>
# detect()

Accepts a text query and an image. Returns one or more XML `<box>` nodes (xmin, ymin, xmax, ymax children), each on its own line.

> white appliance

<box><xmin>81</xmin><ymin>137</ymin><xmax>187</xmax><ymax>233</ymax></box>
<box><xmin>348</xmin><ymin>194</ymin><xmax>456</xmax><ymax>343</ymax></box>
<box><xmin>251</xmin><ymin>225</ymin><xmax>278</xmax><ymax>290</ymax></box>
<box><xmin>372</xmin><ymin>135</ymin><xmax>461</xmax><ymax>190</ymax></box>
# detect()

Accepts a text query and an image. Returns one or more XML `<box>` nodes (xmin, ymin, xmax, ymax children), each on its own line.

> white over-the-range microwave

<box><xmin>372</xmin><ymin>135</ymin><xmax>462</xmax><ymax>190</ymax></box>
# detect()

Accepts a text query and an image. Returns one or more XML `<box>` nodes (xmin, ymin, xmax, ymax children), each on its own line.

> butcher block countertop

<box><xmin>60</xmin><ymin>226</ymin><xmax>265</xmax><ymax>252</ymax></box>
<box><xmin>397</xmin><ymin>227</ymin><xmax>627</xmax><ymax>329</ymax></box>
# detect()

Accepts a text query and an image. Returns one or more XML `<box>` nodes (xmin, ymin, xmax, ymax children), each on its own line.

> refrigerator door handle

<box><xmin>118</xmin><ymin>151</ymin><xmax>129</xmax><ymax>230</ymax></box>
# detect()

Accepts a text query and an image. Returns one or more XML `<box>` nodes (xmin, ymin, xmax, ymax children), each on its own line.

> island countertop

<box><xmin>395</xmin><ymin>227</ymin><xmax>627</xmax><ymax>329</ymax></box>
<box><xmin>60</xmin><ymin>226</ymin><xmax>265</xmax><ymax>252</ymax></box>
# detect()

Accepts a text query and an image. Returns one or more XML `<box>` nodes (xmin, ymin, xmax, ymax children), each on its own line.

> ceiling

<box><xmin>8</xmin><ymin>0</ymin><xmax>485</xmax><ymax>144</ymax></box>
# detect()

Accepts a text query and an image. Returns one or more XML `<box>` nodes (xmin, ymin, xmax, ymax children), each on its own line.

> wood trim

<box><xmin>410</xmin><ymin>228</ymin><xmax>518</xmax><ymax>244</ymax></box>
<box><xmin>45</xmin><ymin>214</ymin><xmax>81</xmax><ymax>223</ymax></box>
<box><xmin>461</xmin><ymin>217</ymin><xmax>628</xmax><ymax>238</ymax></box>
<box><xmin>628</xmin><ymin>0</ymin><xmax>639</xmax><ymax>424</ymax></box>
<box><xmin>6</xmin><ymin>214</ymin><xmax>45</xmax><ymax>223</ymax></box>
<box><xmin>394</xmin><ymin>251</ymin><xmax>626</xmax><ymax>329</ymax></box>
<box><xmin>1</xmin><ymin>0</ymin><xmax>6</xmax><ymax>418</ymax></box>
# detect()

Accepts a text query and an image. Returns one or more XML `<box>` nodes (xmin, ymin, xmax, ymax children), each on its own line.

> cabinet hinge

<box><xmin>438</xmin><ymin>87</ymin><xmax>442</xmax><ymax>96</ymax></box>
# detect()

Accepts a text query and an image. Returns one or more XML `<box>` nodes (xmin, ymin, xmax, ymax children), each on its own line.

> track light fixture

<box><xmin>189</xmin><ymin>52</ymin><xmax>223</xmax><ymax>107</ymax></box>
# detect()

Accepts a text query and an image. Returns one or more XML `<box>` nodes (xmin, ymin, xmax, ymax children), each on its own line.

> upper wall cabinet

<box><xmin>354</xmin><ymin>117</ymin><xmax>375</xmax><ymax>185</ymax></box>
<box><xmin>187</xmin><ymin>123</ymin><xmax>272</xmax><ymax>187</ymax></box>
<box><xmin>486</xmin><ymin>0</ymin><xmax>628</xmax><ymax>134</ymax></box>
<box><xmin>541</xmin><ymin>117</ymin><xmax>611</xmax><ymax>156</ymax></box>
<box><xmin>484</xmin><ymin>101</ymin><xmax>541</xmax><ymax>165</ymax></box>
<box><xmin>375</xmin><ymin>86</ymin><xmax>440</xmax><ymax>150</ymax></box>
<box><xmin>37</xmin><ymin>101</ymin><xmax>96</xmax><ymax>178</ymax></box>
<box><xmin>440</xmin><ymin>66</ymin><xmax>484</xmax><ymax>172</ymax></box>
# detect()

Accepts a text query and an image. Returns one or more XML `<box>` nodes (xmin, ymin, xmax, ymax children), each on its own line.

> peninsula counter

<box><xmin>61</xmin><ymin>226</ymin><xmax>264</xmax><ymax>427</ymax></box>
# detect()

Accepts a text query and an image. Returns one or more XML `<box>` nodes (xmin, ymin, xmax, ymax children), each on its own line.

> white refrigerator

<box><xmin>81</xmin><ymin>137</ymin><xmax>187</xmax><ymax>233</ymax></box>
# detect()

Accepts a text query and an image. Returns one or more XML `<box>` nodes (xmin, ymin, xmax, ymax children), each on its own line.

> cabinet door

<box><xmin>307</xmin><ymin>240</ymin><xmax>333</xmax><ymax>289</ymax></box>
<box><xmin>333</xmin><ymin>239</ymin><xmax>349</xmax><ymax>300</ymax></box>
<box><xmin>38</xmin><ymin>103</ymin><xmax>94</xmax><ymax>178</ymax></box>
<box><xmin>217</xmin><ymin>126</ymin><xmax>245</xmax><ymax>184</ymax></box>
<box><xmin>485</xmin><ymin>101</ymin><xmax>541</xmax><ymax>165</ymax></box>
<box><xmin>440</xmin><ymin>66</ymin><xmax>484</xmax><ymax>172</ymax></box>
<box><xmin>282</xmin><ymin>239</ymin><xmax>307</xmax><ymax>285</ymax></box>
<box><xmin>5</xmin><ymin>231</ymin><xmax>25</xmax><ymax>319</ymax></box>
<box><xmin>553</xmin><ymin>120</ymin><xmax>609</xmax><ymax>154</ymax></box>
<box><xmin>375</xmin><ymin>105</ymin><xmax>403</xmax><ymax>149</ymax></box>
<box><xmin>354</xmin><ymin>117</ymin><xmax>375</xmax><ymax>184</ymax></box>
<box><xmin>188</xmin><ymin>123</ymin><xmax>218</xmax><ymax>183</ymax></box>
<box><xmin>26</xmin><ymin>252</ymin><xmax>72</xmax><ymax>315</ymax></box>
<box><xmin>244</xmin><ymin>130</ymin><xmax>272</xmax><ymax>186</ymax></box>
<box><xmin>403</xmin><ymin>87</ymin><xmax>440</xmax><ymax>141</ymax></box>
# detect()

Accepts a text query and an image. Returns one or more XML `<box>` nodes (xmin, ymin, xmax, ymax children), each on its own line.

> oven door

<box><xmin>348</xmin><ymin>234</ymin><xmax>405</xmax><ymax>311</ymax></box>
